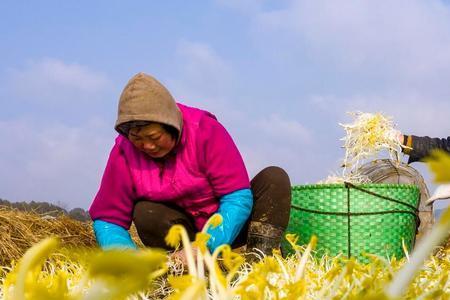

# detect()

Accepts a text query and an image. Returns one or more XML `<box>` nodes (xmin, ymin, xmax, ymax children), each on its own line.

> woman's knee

<box><xmin>250</xmin><ymin>166</ymin><xmax>291</xmax><ymax>227</ymax></box>
<box><xmin>133</xmin><ymin>201</ymin><xmax>158</xmax><ymax>229</ymax></box>
<box><xmin>252</xmin><ymin>166</ymin><xmax>291</xmax><ymax>186</ymax></box>
<box><xmin>132</xmin><ymin>201</ymin><xmax>196</xmax><ymax>248</ymax></box>
<box><xmin>251</xmin><ymin>166</ymin><xmax>291</xmax><ymax>196</ymax></box>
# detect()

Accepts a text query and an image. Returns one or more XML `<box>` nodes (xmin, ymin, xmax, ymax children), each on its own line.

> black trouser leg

<box><xmin>233</xmin><ymin>166</ymin><xmax>292</xmax><ymax>255</ymax></box>
<box><xmin>132</xmin><ymin>200</ymin><xmax>196</xmax><ymax>250</ymax></box>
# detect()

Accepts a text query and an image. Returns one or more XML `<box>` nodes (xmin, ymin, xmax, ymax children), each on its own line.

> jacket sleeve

<box><xmin>93</xmin><ymin>220</ymin><xmax>137</xmax><ymax>250</ymax></box>
<box><xmin>405</xmin><ymin>135</ymin><xmax>450</xmax><ymax>163</ymax></box>
<box><xmin>207</xmin><ymin>189</ymin><xmax>253</xmax><ymax>252</ymax></box>
<box><xmin>89</xmin><ymin>137</ymin><xmax>136</xmax><ymax>230</ymax></box>
<box><xmin>197</xmin><ymin>115</ymin><xmax>250</xmax><ymax>196</ymax></box>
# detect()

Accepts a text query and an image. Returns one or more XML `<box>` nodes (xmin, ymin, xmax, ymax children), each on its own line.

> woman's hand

<box><xmin>394</xmin><ymin>130</ymin><xmax>404</xmax><ymax>144</ymax></box>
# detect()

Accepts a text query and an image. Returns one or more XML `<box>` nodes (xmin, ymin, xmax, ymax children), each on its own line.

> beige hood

<box><xmin>115</xmin><ymin>72</ymin><xmax>182</xmax><ymax>137</ymax></box>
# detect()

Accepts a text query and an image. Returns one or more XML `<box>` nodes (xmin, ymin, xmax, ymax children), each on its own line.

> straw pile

<box><xmin>0</xmin><ymin>206</ymin><xmax>145</xmax><ymax>266</ymax></box>
<box><xmin>0</xmin><ymin>207</ymin><xmax>95</xmax><ymax>265</ymax></box>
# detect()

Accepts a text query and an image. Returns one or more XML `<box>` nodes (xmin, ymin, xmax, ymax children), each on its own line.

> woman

<box><xmin>89</xmin><ymin>72</ymin><xmax>292</xmax><ymax>255</ymax></box>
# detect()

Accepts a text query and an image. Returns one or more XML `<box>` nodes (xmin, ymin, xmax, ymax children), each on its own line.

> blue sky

<box><xmin>1</xmin><ymin>0</ymin><xmax>450</xmax><ymax>210</ymax></box>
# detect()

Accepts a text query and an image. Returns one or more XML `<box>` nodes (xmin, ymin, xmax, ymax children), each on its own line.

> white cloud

<box><xmin>6</xmin><ymin>58</ymin><xmax>110</xmax><ymax>104</ymax></box>
<box><xmin>240</xmin><ymin>140</ymin><xmax>332</xmax><ymax>185</ymax></box>
<box><xmin>241</xmin><ymin>0</ymin><xmax>450</xmax><ymax>147</ymax></box>
<box><xmin>254</xmin><ymin>1</ymin><xmax>450</xmax><ymax>97</ymax></box>
<box><xmin>165</xmin><ymin>39</ymin><xmax>245</xmax><ymax>127</ymax></box>
<box><xmin>169</xmin><ymin>40</ymin><xmax>233</xmax><ymax>100</ymax></box>
<box><xmin>0</xmin><ymin>58</ymin><xmax>117</xmax><ymax>209</ymax></box>
<box><xmin>214</xmin><ymin>0</ymin><xmax>264</xmax><ymax>13</ymax></box>
<box><xmin>237</xmin><ymin>114</ymin><xmax>326</xmax><ymax>185</ymax></box>
<box><xmin>0</xmin><ymin>118</ymin><xmax>114</xmax><ymax>209</ymax></box>
<box><xmin>104</xmin><ymin>3</ymin><xmax>450</xmax><ymax>197</ymax></box>
<box><xmin>254</xmin><ymin>114</ymin><xmax>312</xmax><ymax>145</ymax></box>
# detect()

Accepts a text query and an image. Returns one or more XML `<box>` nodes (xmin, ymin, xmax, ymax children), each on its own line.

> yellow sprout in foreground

<box><xmin>6</xmin><ymin>237</ymin><xmax>60</xmax><ymax>300</ymax></box>
<box><xmin>205</xmin><ymin>214</ymin><xmax>223</xmax><ymax>230</ymax></box>
<box><xmin>5</xmin><ymin>193</ymin><xmax>450</xmax><ymax>300</ymax></box>
<box><xmin>386</xmin><ymin>150</ymin><xmax>450</xmax><ymax>299</ymax></box>
<box><xmin>3</xmin><ymin>233</ymin><xmax>450</xmax><ymax>299</ymax></box>
<box><xmin>426</xmin><ymin>149</ymin><xmax>450</xmax><ymax>183</ymax></box>
<box><xmin>165</xmin><ymin>213</ymin><xmax>245</xmax><ymax>300</ymax></box>
<box><xmin>3</xmin><ymin>237</ymin><xmax>167</xmax><ymax>300</ymax></box>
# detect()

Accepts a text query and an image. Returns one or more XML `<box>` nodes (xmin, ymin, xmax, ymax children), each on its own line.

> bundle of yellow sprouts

<box><xmin>322</xmin><ymin>111</ymin><xmax>404</xmax><ymax>184</ymax></box>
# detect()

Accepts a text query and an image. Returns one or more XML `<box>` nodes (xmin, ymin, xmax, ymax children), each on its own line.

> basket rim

<box><xmin>292</xmin><ymin>183</ymin><xmax>420</xmax><ymax>190</ymax></box>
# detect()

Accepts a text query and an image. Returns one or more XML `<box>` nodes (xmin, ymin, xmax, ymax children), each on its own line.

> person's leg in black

<box><xmin>133</xmin><ymin>200</ymin><xmax>196</xmax><ymax>250</ymax></box>
<box><xmin>232</xmin><ymin>166</ymin><xmax>292</xmax><ymax>255</ymax></box>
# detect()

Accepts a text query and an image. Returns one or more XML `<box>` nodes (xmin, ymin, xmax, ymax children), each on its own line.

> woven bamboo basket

<box><xmin>282</xmin><ymin>182</ymin><xmax>420</xmax><ymax>262</ymax></box>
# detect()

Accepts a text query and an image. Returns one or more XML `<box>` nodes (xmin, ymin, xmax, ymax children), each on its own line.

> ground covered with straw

<box><xmin>0</xmin><ymin>207</ymin><xmax>149</xmax><ymax>266</ymax></box>
<box><xmin>0</xmin><ymin>207</ymin><xmax>96</xmax><ymax>266</ymax></box>
<box><xmin>1</xmin><ymin>207</ymin><xmax>450</xmax><ymax>299</ymax></box>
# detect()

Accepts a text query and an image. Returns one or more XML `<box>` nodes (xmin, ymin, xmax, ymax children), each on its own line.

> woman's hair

<box><xmin>117</xmin><ymin>121</ymin><xmax>179</xmax><ymax>140</ymax></box>
<box><xmin>161</xmin><ymin>124</ymin><xmax>179</xmax><ymax>140</ymax></box>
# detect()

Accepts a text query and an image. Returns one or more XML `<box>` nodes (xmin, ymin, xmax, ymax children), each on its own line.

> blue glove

<box><xmin>93</xmin><ymin>220</ymin><xmax>137</xmax><ymax>250</ymax></box>
<box><xmin>207</xmin><ymin>188</ymin><xmax>253</xmax><ymax>252</ymax></box>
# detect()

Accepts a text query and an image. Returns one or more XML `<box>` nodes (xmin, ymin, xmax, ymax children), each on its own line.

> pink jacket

<box><xmin>89</xmin><ymin>103</ymin><xmax>250</xmax><ymax>230</ymax></box>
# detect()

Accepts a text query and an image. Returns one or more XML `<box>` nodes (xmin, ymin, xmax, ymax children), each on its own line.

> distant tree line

<box><xmin>0</xmin><ymin>198</ymin><xmax>90</xmax><ymax>222</ymax></box>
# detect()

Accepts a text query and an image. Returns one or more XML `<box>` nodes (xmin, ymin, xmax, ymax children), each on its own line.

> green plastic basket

<box><xmin>281</xmin><ymin>182</ymin><xmax>420</xmax><ymax>262</ymax></box>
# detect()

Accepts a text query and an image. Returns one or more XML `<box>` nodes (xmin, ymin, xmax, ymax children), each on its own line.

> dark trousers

<box><xmin>133</xmin><ymin>166</ymin><xmax>292</xmax><ymax>252</ymax></box>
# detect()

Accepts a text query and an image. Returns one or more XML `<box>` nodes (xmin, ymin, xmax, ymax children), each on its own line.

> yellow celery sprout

<box><xmin>5</xmin><ymin>233</ymin><xmax>450</xmax><ymax>298</ymax></box>
<box><xmin>7</xmin><ymin>207</ymin><xmax>450</xmax><ymax>299</ymax></box>
<box><xmin>193</xmin><ymin>232</ymin><xmax>209</xmax><ymax>280</ymax></box>
<box><xmin>285</xmin><ymin>233</ymin><xmax>302</xmax><ymax>253</ymax></box>
<box><xmin>193</xmin><ymin>243</ymin><xmax>227</xmax><ymax>299</ymax></box>
<box><xmin>216</xmin><ymin>244</ymin><xmax>245</xmax><ymax>289</ymax></box>
<box><xmin>82</xmin><ymin>248</ymin><xmax>167</xmax><ymax>299</ymax></box>
<box><xmin>6</xmin><ymin>237</ymin><xmax>60</xmax><ymax>300</ymax></box>
<box><xmin>221</xmin><ymin>245</ymin><xmax>244</xmax><ymax>276</ymax></box>
<box><xmin>425</xmin><ymin>149</ymin><xmax>450</xmax><ymax>183</ymax></box>
<box><xmin>167</xmin><ymin>274</ymin><xmax>207</xmax><ymax>300</ymax></box>
<box><xmin>165</xmin><ymin>225</ymin><xmax>197</xmax><ymax>276</ymax></box>
<box><xmin>272</xmin><ymin>250</ymin><xmax>291</xmax><ymax>283</ymax></box>
<box><xmin>168</xmin><ymin>214</ymin><xmax>232</xmax><ymax>300</ymax></box>
<box><xmin>207</xmin><ymin>214</ymin><xmax>223</xmax><ymax>229</ymax></box>
<box><xmin>294</xmin><ymin>235</ymin><xmax>317</xmax><ymax>282</ymax></box>
<box><xmin>165</xmin><ymin>225</ymin><xmax>183</xmax><ymax>249</ymax></box>
<box><xmin>201</xmin><ymin>213</ymin><xmax>223</xmax><ymax>234</ymax></box>
<box><xmin>193</xmin><ymin>232</ymin><xmax>210</xmax><ymax>254</ymax></box>
<box><xmin>385</xmin><ymin>150</ymin><xmax>450</xmax><ymax>299</ymax></box>
<box><xmin>3</xmin><ymin>237</ymin><xmax>168</xmax><ymax>300</ymax></box>
<box><xmin>199</xmin><ymin>213</ymin><xmax>229</xmax><ymax>298</ymax></box>
<box><xmin>169</xmin><ymin>277</ymin><xmax>207</xmax><ymax>300</ymax></box>
<box><xmin>87</xmin><ymin>249</ymin><xmax>167</xmax><ymax>279</ymax></box>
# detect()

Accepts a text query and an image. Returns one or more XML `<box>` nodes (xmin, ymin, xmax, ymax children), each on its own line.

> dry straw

<box><xmin>0</xmin><ymin>207</ymin><xmax>144</xmax><ymax>266</ymax></box>
<box><xmin>0</xmin><ymin>207</ymin><xmax>95</xmax><ymax>266</ymax></box>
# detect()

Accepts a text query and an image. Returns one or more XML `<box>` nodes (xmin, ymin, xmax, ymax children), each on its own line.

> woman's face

<box><xmin>128</xmin><ymin>123</ymin><xmax>176</xmax><ymax>158</ymax></box>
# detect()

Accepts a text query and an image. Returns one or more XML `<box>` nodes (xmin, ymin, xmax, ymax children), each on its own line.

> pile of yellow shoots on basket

<box><xmin>340</xmin><ymin>111</ymin><xmax>404</xmax><ymax>173</ymax></box>
<box><xmin>321</xmin><ymin>111</ymin><xmax>405</xmax><ymax>184</ymax></box>
<box><xmin>2</xmin><ymin>150</ymin><xmax>450</xmax><ymax>299</ymax></box>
